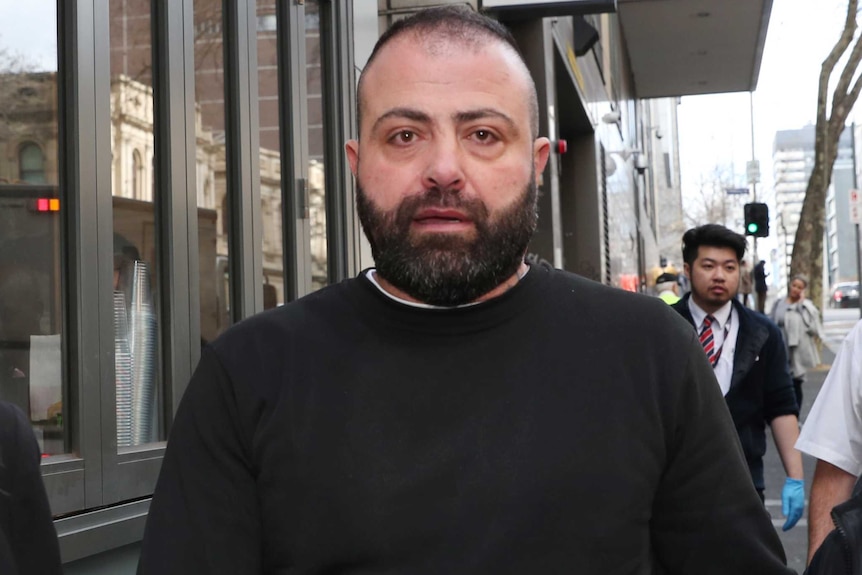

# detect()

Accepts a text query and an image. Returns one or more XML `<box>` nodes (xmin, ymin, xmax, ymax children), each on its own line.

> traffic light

<box><xmin>744</xmin><ymin>202</ymin><xmax>769</xmax><ymax>237</ymax></box>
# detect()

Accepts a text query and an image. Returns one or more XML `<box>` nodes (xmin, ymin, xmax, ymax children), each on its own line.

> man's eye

<box><xmin>393</xmin><ymin>131</ymin><xmax>415</xmax><ymax>143</ymax></box>
<box><xmin>472</xmin><ymin>129</ymin><xmax>496</xmax><ymax>143</ymax></box>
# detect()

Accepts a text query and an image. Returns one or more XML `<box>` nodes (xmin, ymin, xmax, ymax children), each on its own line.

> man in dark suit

<box><xmin>754</xmin><ymin>259</ymin><xmax>769</xmax><ymax>313</ymax></box>
<box><xmin>670</xmin><ymin>224</ymin><xmax>805</xmax><ymax>531</ymax></box>
<box><xmin>0</xmin><ymin>400</ymin><xmax>62</xmax><ymax>575</ymax></box>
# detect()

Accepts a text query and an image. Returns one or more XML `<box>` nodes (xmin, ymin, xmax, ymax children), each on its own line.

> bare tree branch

<box><xmin>832</xmin><ymin>3</ymin><xmax>861</xmax><ymax>99</ymax></box>
<box><xmin>791</xmin><ymin>0</ymin><xmax>862</xmax><ymax>311</ymax></box>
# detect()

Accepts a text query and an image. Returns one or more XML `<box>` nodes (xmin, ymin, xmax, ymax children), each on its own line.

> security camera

<box><xmin>635</xmin><ymin>154</ymin><xmax>649</xmax><ymax>175</ymax></box>
<box><xmin>601</xmin><ymin>110</ymin><xmax>621</xmax><ymax>125</ymax></box>
<box><xmin>655</xmin><ymin>128</ymin><xmax>663</xmax><ymax>139</ymax></box>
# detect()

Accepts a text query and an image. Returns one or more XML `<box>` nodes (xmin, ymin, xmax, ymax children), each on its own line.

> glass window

<box><xmin>195</xmin><ymin>0</ymin><xmax>231</xmax><ymax>343</ymax></box>
<box><xmin>305</xmin><ymin>1</ymin><xmax>327</xmax><ymax>291</ymax></box>
<box><xmin>258</xmin><ymin>0</ymin><xmax>284</xmax><ymax>308</ymax></box>
<box><xmin>258</xmin><ymin>14</ymin><xmax>277</xmax><ymax>32</ymax></box>
<box><xmin>109</xmin><ymin>0</ymin><xmax>164</xmax><ymax>448</ymax></box>
<box><xmin>19</xmin><ymin>143</ymin><xmax>47</xmax><ymax>184</ymax></box>
<box><xmin>0</xmin><ymin>0</ymin><xmax>66</xmax><ymax>455</ymax></box>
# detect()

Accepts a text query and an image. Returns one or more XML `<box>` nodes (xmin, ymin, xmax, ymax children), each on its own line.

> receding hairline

<box><xmin>356</xmin><ymin>29</ymin><xmax>540</xmax><ymax>140</ymax></box>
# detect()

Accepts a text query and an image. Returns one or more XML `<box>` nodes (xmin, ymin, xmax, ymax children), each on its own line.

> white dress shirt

<box><xmin>688</xmin><ymin>298</ymin><xmax>739</xmax><ymax>396</ymax></box>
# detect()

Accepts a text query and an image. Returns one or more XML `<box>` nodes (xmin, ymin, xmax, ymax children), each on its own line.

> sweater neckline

<box><xmin>344</xmin><ymin>263</ymin><xmax>549</xmax><ymax>336</ymax></box>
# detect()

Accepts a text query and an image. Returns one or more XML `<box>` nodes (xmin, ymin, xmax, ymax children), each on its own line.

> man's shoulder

<box><xmin>543</xmin><ymin>268</ymin><xmax>651</xmax><ymax>309</ymax></box>
<box><xmin>737</xmin><ymin>304</ymin><xmax>780</xmax><ymax>335</ymax></box>
<box><xmin>669</xmin><ymin>297</ymin><xmax>692</xmax><ymax>321</ymax></box>
<box><xmin>734</xmin><ymin>304</ymin><xmax>788</xmax><ymax>360</ymax></box>
<box><xmin>209</xmin><ymin>278</ymin><xmax>361</xmax><ymax>351</ymax></box>
<box><xmin>543</xmin><ymin>268</ymin><xmax>696</xmax><ymax>336</ymax></box>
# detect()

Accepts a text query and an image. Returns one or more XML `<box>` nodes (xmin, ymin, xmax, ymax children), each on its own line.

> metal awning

<box><xmin>482</xmin><ymin>0</ymin><xmax>774</xmax><ymax>99</ymax></box>
<box><xmin>617</xmin><ymin>0</ymin><xmax>773</xmax><ymax>98</ymax></box>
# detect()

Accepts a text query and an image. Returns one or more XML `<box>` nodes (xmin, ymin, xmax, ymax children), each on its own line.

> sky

<box><xmin>0</xmin><ymin>1</ymin><xmax>57</xmax><ymax>72</ymax></box>
<box><xmin>677</xmin><ymin>0</ymin><xmax>852</xmax><ymax>227</ymax></box>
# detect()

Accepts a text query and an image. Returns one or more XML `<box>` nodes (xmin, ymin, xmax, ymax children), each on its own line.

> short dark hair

<box><xmin>356</xmin><ymin>6</ymin><xmax>538</xmax><ymax>138</ymax></box>
<box><xmin>368</xmin><ymin>6</ymin><xmax>519</xmax><ymax>64</ymax></box>
<box><xmin>681</xmin><ymin>224</ymin><xmax>747</xmax><ymax>265</ymax></box>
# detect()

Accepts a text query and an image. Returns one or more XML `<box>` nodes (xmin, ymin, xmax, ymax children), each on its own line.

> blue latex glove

<box><xmin>781</xmin><ymin>477</ymin><xmax>805</xmax><ymax>531</ymax></box>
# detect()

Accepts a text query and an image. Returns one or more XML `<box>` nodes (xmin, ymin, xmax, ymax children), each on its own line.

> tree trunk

<box><xmin>789</xmin><ymin>145</ymin><xmax>836</xmax><ymax>310</ymax></box>
<box><xmin>790</xmin><ymin>0</ymin><xmax>862</xmax><ymax>312</ymax></box>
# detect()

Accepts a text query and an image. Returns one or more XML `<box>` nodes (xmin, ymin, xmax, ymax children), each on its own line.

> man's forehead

<box><xmin>384</xmin><ymin>30</ymin><xmax>506</xmax><ymax>57</ymax></box>
<box><xmin>696</xmin><ymin>246</ymin><xmax>739</xmax><ymax>263</ymax></box>
<box><xmin>356</xmin><ymin>30</ymin><xmax>538</xmax><ymax>139</ymax></box>
<box><xmin>364</xmin><ymin>32</ymin><xmax>526</xmax><ymax>88</ymax></box>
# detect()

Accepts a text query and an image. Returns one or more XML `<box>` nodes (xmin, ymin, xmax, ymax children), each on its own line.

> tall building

<box><xmin>772</xmin><ymin>125</ymin><xmax>854</xmax><ymax>295</ymax></box>
<box><xmin>644</xmin><ymin>98</ymin><xmax>684</xmax><ymax>272</ymax></box>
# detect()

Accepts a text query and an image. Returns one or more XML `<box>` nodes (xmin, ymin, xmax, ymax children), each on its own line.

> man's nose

<box><xmin>422</xmin><ymin>138</ymin><xmax>466</xmax><ymax>192</ymax></box>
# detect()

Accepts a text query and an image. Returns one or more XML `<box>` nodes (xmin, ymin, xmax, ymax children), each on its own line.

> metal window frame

<box><xmin>319</xmin><ymin>0</ymin><xmax>358</xmax><ymax>283</ymax></box>
<box><xmin>278</xmin><ymin>0</ymin><xmax>312</xmax><ymax>301</ymax></box>
<box><xmin>41</xmin><ymin>0</ymin><xmax>100</xmax><ymax>517</ymax></box>
<box><xmin>153</xmin><ymin>0</ymin><xmax>200</xmax><ymax>421</ymax></box>
<box><xmin>225</xmin><ymin>0</ymin><xmax>264</xmax><ymax>318</ymax></box>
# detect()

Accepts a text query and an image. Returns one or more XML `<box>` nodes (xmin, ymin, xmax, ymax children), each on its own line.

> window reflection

<box><xmin>110</xmin><ymin>0</ymin><xmax>163</xmax><ymax>447</ymax></box>
<box><xmin>19</xmin><ymin>143</ymin><xmax>47</xmax><ymax>184</ymax></box>
<box><xmin>0</xmin><ymin>1</ymin><xmax>65</xmax><ymax>455</ymax></box>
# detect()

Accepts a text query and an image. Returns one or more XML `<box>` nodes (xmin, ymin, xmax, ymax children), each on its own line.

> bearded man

<box><xmin>138</xmin><ymin>7</ymin><xmax>793</xmax><ymax>574</ymax></box>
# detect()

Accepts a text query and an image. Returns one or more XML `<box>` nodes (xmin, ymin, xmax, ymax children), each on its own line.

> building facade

<box><xmin>0</xmin><ymin>1</ymin><xmax>770</xmax><ymax>571</ymax></box>
<box><xmin>772</xmin><ymin>125</ymin><xmax>854</xmax><ymax>296</ymax></box>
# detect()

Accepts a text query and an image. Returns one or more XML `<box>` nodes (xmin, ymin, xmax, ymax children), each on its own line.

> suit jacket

<box><xmin>671</xmin><ymin>295</ymin><xmax>798</xmax><ymax>490</ymax></box>
<box><xmin>0</xmin><ymin>401</ymin><xmax>62</xmax><ymax>575</ymax></box>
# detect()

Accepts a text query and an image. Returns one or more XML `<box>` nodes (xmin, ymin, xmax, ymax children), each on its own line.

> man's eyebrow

<box><xmin>453</xmin><ymin>109</ymin><xmax>519</xmax><ymax>134</ymax></box>
<box><xmin>371</xmin><ymin>107</ymin><xmax>431</xmax><ymax>133</ymax></box>
<box><xmin>370</xmin><ymin>107</ymin><xmax>519</xmax><ymax>135</ymax></box>
<box><xmin>701</xmin><ymin>258</ymin><xmax>738</xmax><ymax>265</ymax></box>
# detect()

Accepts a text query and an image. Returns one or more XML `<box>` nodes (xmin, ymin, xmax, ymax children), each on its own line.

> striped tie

<box><xmin>700</xmin><ymin>315</ymin><xmax>717</xmax><ymax>366</ymax></box>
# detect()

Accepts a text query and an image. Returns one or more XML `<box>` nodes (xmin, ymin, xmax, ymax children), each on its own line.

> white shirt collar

<box><xmin>687</xmin><ymin>297</ymin><xmax>733</xmax><ymax>330</ymax></box>
<box><xmin>364</xmin><ymin>268</ymin><xmax>531</xmax><ymax>309</ymax></box>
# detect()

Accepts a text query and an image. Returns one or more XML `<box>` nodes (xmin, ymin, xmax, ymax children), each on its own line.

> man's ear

<box><xmin>683</xmin><ymin>263</ymin><xmax>691</xmax><ymax>278</ymax></box>
<box><xmin>533</xmin><ymin>137</ymin><xmax>551</xmax><ymax>183</ymax></box>
<box><xmin>345</xmin><ymin>140</ymin><xmax>359</xmax><ymax>177</ymax></box>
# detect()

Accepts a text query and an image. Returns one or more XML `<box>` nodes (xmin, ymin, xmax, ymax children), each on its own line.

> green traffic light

<box><xmin>747</xmin><ymin>222</ymin><xmax>759</xmax><ymax>234</ymax></box>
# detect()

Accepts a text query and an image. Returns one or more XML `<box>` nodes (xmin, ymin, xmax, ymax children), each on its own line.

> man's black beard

<box><xmin>356</xmin><ymin>179</ymin><xmax>538</xmax><ymax>307</ymax></box>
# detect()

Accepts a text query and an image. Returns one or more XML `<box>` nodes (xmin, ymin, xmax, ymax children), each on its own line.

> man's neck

<box><xmin>374</xmin><ymin>261</ymin><xmax>529</xmax><ymax>306</ymax></box>
<box><xmin>690</xmin><ymin>293</ymin><xmax>730</xmax><ymax>316</ymax></box>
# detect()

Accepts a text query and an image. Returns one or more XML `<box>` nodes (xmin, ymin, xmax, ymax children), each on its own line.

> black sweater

<box><xmin>139</xmin><ymin>265</ymin><xmax>792</xmax><ymax>574</ymax></box>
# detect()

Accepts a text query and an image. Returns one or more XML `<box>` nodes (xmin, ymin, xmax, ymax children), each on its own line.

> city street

<box><xmin>822</xmin><ymin>307</ymin><xmax>862</xmax><ymax>353</ymax></box>
<box><xmin>764</xmin><ymin>307</ymin><xmax>858</xmax><ymax>573</ymax></box>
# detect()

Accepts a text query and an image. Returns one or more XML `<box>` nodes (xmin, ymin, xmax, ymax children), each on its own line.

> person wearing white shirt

<box><xmin>796</xmin><ymin>319</ymin><xmax>862</xmax><ymax>563</ymax></box>
<box><xmin>670</xmin><ymin>224</ymin><xmax>805</xmax><ymax>531</ymax></box>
